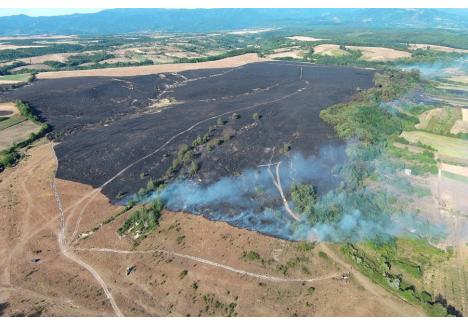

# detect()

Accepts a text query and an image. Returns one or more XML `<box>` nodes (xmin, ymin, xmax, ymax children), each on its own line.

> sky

<box><xmin>0</xmin><ymin>9</ymin><xmax>104</xmax><ymax>17</ymax></box>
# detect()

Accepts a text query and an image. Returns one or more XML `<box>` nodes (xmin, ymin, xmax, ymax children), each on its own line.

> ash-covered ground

<box><xmin>2</xmin><ymin>62</ymin><xmax>375</xmax><ymax>202</ymax></box>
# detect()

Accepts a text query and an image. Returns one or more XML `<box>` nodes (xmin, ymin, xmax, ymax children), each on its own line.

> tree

<box><xmin>252</xmin><ymin>112</ymin><xmax>261</xmax><ymax>121</ymax></box>
<box><xmin>189</xmin><ymin>161</ymin><xmax>199</xmax><ymax>176</ymax></box>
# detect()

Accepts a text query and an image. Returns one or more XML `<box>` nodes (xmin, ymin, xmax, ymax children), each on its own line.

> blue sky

<box><xmin>0</xmin><ymin>9</ymin><xmax>104</xmax><ymax>17</ymax></box>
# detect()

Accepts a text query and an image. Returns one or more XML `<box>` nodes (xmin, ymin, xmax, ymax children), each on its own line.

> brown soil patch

<box><xmin>346</xmin><ymin>46</ymin><xmax>411</xmax><ymax>61</ymax></box>
<box><xmin>0</xmin><ymin>120</ymin><xmax>41</xmax><ymax>151</ymax></box>
<box><xmin>37</xmin><ymin>54</ymin><xmax>268</xmax><ymax>79</ymax></box>
<box><xmin>0</xmin><ymin>141</ymin><xmax>425</xmax><ymax>316</ymax></box>
<box><xmin>409</xmin><ymin>44</ymin><xmax>468</xmax><ymax>54</ymax></box>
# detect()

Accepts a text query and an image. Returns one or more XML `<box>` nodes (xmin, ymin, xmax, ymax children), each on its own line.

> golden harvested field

<box><xmin>267</xmin><ymin>49</ymin><xmax>305</xmax><ymax>59</ymax></box>
<box><xmin>313</xmin><ymin>44</ymin><xmax>348</xmax><ymax>57</ymax></box>
<box><xmin>19</xmin><ymin>53</ymin><xmax>77</xmax><ymax>64</ymax></box>
<box><xmin>346</xmin><ymin>46</ymin><xmax>411</xmax><ymax>61</ymax></box>
<box><xmin>409</xmin><ymin>43</ymin><xmax>468</xmax><ymax>54</ymax></box>
<box><xmin>37</xmin><ymin>54</ymin><xmax>268</xmax><ymax>79</ymax></box>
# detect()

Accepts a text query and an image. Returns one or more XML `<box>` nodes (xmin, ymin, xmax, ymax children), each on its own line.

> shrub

<box><xmin>217</xmin><ymin>117</ymin><xmax>225</xmax><ymax>126</ymax></box>
<box><xmin>252</xmin><ymin>112</ymin><xmax>261</xmax><ymax>121</ymax></box>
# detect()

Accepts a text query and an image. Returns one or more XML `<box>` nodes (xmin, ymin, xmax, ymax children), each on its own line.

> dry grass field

<box><xmin>0</xmin><ymin>141</ymin><xmax>426</xmax><ymax>316</ymax></box>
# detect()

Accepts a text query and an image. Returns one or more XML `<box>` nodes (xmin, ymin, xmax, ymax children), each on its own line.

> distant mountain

<box><xmin>0</xmin><ymin>8</ymin><xmax>467</xmax><ymax>35</ymax></box>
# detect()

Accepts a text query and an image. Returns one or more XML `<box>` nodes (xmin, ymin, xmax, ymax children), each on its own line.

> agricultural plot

<box><xmin>0</xmin><ymin>73</ymin><xmax>31</xmax><ymax>84</ymax></box>
<box><xmin>0</xmin><ymin>119</ymin><xmax>41</xmax><ymax>150</ymax></box>
<box><xmin>401</xmin><ymin>131</ymin><xmax>468</xmax><ymax>162</ymax></box>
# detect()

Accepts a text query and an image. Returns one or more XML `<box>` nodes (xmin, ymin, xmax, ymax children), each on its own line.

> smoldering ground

<box><xmin>399</xmin><ymin>55</ymin><xmax>468</xmax><ymax>79</ymax></box>
<box><xmin>139</xmin><ymin>143</ymin><xmax>445</xmax><ymax>242</ymax></box>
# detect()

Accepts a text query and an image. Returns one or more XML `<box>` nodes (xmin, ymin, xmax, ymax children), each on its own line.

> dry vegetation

<box><xmin>0</xmin><ymin>141</ymin><xmax>426</xmax><ymax>316</ymax></box>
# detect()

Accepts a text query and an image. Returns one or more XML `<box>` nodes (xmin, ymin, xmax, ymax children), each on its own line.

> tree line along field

<box><xmin>0</xmin><ymin>28</ymin><xmax>467</xmax><ymax>80</ymax></box>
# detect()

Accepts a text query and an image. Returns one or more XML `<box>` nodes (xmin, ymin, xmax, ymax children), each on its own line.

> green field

<box><xmin>441</xmin><ymin>170</ymin><xmax>468</xmax><ymax>183</ymax></box>
<box><xmin>401</xmin><ymin>131</ymin><xmax>468</xmax><ymax>161</ymax></box>
<box><xmin>0</xmin><ymin>73</ymin><xmax>31</xmax><ymax>83</ymax></box>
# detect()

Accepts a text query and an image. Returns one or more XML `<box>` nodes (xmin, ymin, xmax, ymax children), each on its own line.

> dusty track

<box><xmin>74</xmin><ymin>247</ymin><xmax>341</xmax><ymax>283</ymax></box>
<box><xmin>50</xmin><ymin>147</ymin><xmax>124</xmax><ymax>317</ymax></box>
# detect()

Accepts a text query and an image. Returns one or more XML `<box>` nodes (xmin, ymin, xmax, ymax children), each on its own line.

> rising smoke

<box><xmin>141</xmin><ymin>142</ymin><xmax>444</xmax><ymax>242</ymax></box>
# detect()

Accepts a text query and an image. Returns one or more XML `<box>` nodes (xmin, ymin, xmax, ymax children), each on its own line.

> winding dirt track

<box><xmin>45</xmin><ymin>71</ymin><xmax>313</xmax><ymax>316</ymax></box>
<box><xmin>32</xmin><ymin>62</ymin><xmax>424</xmax><ymax>316</ymax></box>
<box><xmin>74</xmin><ymin>247</ymin><xmax>341</xmax><ymax>283</ymax></box>
<box><xmin>266</xmin><ymin>157</ymin><xmax>425</xmax><ymax>317</ymax></box>
<box><xmin>50</xmin><ymin>147</ymin><xmax>124</xmax><ymax>317</ymax></box>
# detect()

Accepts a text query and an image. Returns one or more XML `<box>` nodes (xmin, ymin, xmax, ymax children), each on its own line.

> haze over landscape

<box><xmin>0</xmin><ymin>7</ymin><xmax>467</xmax><ymax>318</ymax></box>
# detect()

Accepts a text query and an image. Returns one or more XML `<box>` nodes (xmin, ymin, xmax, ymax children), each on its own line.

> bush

<box><xmin>252</xmin><ymin>112</ymin><xmax>261</xmax><ymax>121</ymax></box>
<box><xmin>217</xmin><ymin>117</ymin><xmax>225</xmax><ymax>126</ymax></box>
<box><xmin>118</xmin><ymin>198</ymin><xmax>165</xmax><ymax>236</ymax></box>
<box><xmin>290</xmin><ymin>183</ymin><xmax>316</xmax><ymax>216</ymax></box>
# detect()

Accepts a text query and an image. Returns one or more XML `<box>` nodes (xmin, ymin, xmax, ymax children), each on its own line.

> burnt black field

<box><xmin>2</xmin><ymin>62</ymin><xmax>375</xmax><ymax>202</ymax></box>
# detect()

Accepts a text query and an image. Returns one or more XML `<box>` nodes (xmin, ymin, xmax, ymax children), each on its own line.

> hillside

<box><xmin>0</xmin><ymin>8</ymin><xmax>467</xmax><ymax>35</ymax></box>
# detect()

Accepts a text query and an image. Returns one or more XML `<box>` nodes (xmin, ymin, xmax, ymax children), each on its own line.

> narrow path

<box><xmin>270</xmin><ymin>161</ymin><xmax>300</xmax><ymax>221</ymax></box>
<box><xmin>74</xmin><ymin>247</ymin><xmax>341</xmax><ymax>283</ymax></box>
<box><xmin>264</xmin><ymin>155</ymin><xmax>425</xmax><ymax>316</ymax></box>
<box><xmin>50</xmin><ymin>147</ymin><xmax>124</xmax><ymax>317</ymax></box>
